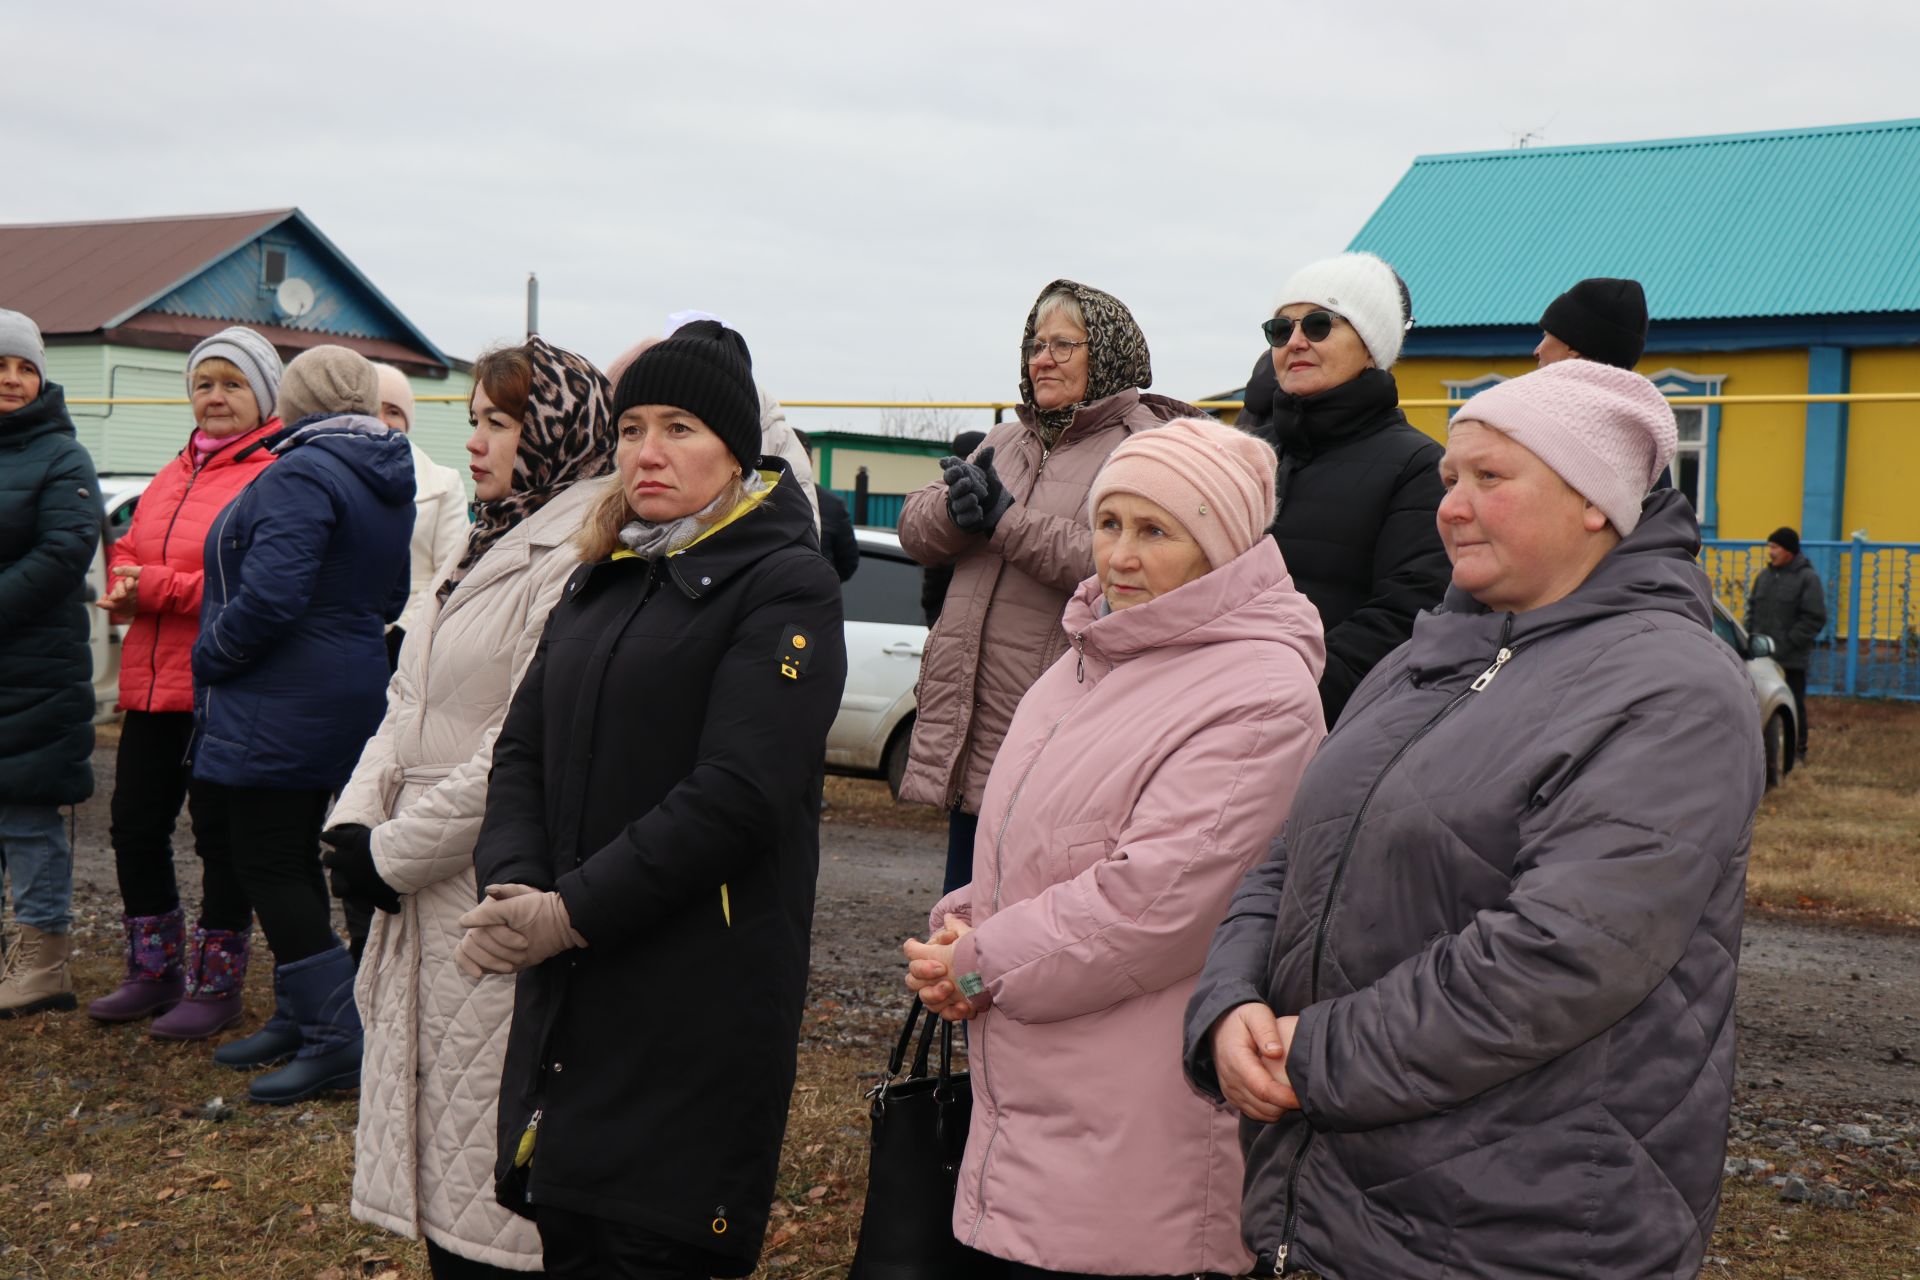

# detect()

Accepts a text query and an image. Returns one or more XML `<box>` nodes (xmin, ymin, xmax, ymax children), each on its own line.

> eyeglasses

<box><xmin>1023</xmin><ymin>337</ymin><xmax>1089</xmax><ymax>363</ymax></box>
<box><xmin>1262</xmin><ymin>311</ymin><xmax>1340</xmax><ymax>346</ymax></box>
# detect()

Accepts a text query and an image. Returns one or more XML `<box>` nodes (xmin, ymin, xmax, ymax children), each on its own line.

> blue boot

<box><xmin>211</xmin><ymin>961</ymin><xmax>300</xmax><ymax>1069</ymax></box>
<box><xmin>248</xmin><ymin>946</ymin><xmax>362</xmax><ymax>1106</ymax></box>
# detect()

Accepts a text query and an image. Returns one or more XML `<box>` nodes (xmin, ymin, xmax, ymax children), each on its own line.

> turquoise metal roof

<box><xmin>1348</xmin><ymin>118</ymin><xmax>1920</xmax><ymax>327</ymax></box>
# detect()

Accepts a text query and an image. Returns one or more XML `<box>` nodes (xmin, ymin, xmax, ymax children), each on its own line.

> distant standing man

<box><xmin>372</xmin><ymin>363</ymin><xmax>469</xmax><ymax>672</ymax></box>
<box><xmin>1536</xmin><ymin>277</ymin><xmax>1649</xmax><ymax>369</ymax></box>
<box><xmin>794</xmin><ymin>430</ymin><xmax>859</xmax><ymax>582</ymax></box>
<box><xmin>0</xmin><ymin>308</ymin><xmax>102</xmax><ymax>1016</ymax></box>
<box><xmin>1746</xmin><ymin>526</ymin><xmax>1826</xmax><ymax>762</ymax></box>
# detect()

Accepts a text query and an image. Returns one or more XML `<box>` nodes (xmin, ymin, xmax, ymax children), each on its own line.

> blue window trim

<box><xmin>1441</xmin><ymin>372</ymin><xmax>1507</xmax><ymax>418</ymax></box>
<box><xmin>1647</xmin><ymin>367</ymin><xmax>1725</xmax><ymax>536</ymax></box>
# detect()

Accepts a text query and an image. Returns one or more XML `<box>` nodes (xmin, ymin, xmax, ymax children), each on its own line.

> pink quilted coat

<box><xmin>931</xmin><ymin>536</ymin><xmax>1327</xmax><ymax>1275</ymax></box>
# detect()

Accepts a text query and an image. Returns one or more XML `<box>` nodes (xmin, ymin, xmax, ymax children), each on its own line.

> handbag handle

<box><xmin>879</xmin><ymin>998</ymin><xmax>958</xmax><ymax>1089</ymax></box>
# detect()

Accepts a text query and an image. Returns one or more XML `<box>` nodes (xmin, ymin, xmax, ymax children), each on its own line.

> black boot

<box><xmin>249</xmin><ymin>946</ymin><xmax>362</xmax><ymax>1106</ymax></box>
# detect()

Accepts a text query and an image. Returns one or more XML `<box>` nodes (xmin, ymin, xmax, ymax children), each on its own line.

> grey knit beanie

<box><xmin>277</xmin><ymin>345</ymin><xmax>379</xmax><ymax>425</ymax></box>
<box><xmin>0</xmin><ymin>308</ymin><xmax>45</xmax><ymax>370</ymax></box>
<box><xmin>187</xmin><ymin>326</ymin><xmax>284</xmax><ymax>420</ymax></box>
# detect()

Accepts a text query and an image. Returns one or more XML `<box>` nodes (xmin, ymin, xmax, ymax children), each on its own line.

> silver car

<box><xmin>825</xmin><ymin>528</ymin><xmax>926</xmax><ymax>796</ymax></box>
<box><xmin>1710</xmin><ymin>599</ymin><xmax>1799</xmax><ymax>788</ymax></box>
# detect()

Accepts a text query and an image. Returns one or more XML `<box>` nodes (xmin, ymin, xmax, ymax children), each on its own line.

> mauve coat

<box><xmin>1183</xmin><ymin>491</ymin><xmax>1764</xmax><ymax>1279</ymax></box>
<box><xmin>931</xmin><ymin>537</ymin><xmax>1326</xmax><ymax>1276</ymax></box>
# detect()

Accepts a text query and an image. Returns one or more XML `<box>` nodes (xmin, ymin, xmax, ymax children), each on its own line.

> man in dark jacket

<box><xmin>794</xmin><ymin>430</ymin><xmax>858</xmax><ymax>582</ymax></box>
<box><xmin>1236</xmin><ymin>254</ymin><xmax>1450</xmax><ymax>726</ymax></box>
<box><xmin>0</xmin><ymin>308</ymin><xmax>102</xmax><ymax>1017</ymax></box>
<box><xmin>1746</xmin><ymin>525</ymin><xmax>1826</xmax><ymax>761</ymax></box>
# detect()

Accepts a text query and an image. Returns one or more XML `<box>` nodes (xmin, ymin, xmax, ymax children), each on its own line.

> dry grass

<box><xmin>821</xmin><ymin>776</ymin><xmax>946</xmax><ymax>835</ymax></box>
<box><xmin>1748</xmin><ymin>698</ymin><xmax>1920</xmax><ymax>927</ymax></box>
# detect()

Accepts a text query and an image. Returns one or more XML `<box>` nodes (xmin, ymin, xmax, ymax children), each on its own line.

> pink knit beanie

<box><xmin>1451</xmin><ymin>361</ymin><xmax>1678</xmax><ymax>536</ymax></box>
<box><xmin>1088</xmin><ymin>418</ymin><xmax>1278</xmax><ymax>569</ymax></box>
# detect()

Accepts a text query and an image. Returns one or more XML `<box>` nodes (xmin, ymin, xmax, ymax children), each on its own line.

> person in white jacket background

<box><xmin>374</xmin><ymin>362</ymin><xmax>471</xmax><ymax>672</ymax></box>
<box><xmin>321</xmin><ymin>338</ymin><xmax>615</xmax><ymax>1278</ymax></box>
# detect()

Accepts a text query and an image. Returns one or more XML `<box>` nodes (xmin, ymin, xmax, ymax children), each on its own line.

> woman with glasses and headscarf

<box><xmin>1233</xmin><ymin>253</ymin><xmax>1450</xmax><ymax>728</ymax></box>
<box><xmin>897</xmin><ymin>280</ymin><xmax>1203</xmax><ymax>895</ymax></box>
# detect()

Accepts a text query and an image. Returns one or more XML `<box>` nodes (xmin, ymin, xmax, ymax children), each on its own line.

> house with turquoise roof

<box><xmin>1348</xmin><ymin>116</ymin><xmax>1920</xmax><ymax>546</ymax></box>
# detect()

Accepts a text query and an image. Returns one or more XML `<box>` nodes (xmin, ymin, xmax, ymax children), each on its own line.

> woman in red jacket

<box><xmin>86</xmin><ymin>327</ymin><xmax>283</xmax><ymax>1038</ymax></box>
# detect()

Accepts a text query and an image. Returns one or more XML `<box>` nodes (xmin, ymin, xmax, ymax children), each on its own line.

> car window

<box><xmin>842</xmin><ymin>550</ymin><xmax>925</xmax><ymax>627</ymax></box>
<box><xmin>1710</xmin><ymin>611</ymin><xmax>1741</xmax><ymax>652</ymax></box>
<box><xmin>107</xmin><ymin>496</ymin><xmax>139</xmax><ymax>541</ymax></box>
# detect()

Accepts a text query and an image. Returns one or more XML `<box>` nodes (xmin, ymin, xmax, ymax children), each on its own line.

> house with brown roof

<box><xmin>0</xmin><ymin>207</ymin><xmax>471</xmax><ymax>474</ymax></box>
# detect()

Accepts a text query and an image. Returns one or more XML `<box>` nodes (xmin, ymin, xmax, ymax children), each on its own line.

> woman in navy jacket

<box><xmin>190</xmin><ymin>345</ymin><xmax>414</xmax><ymax>1105</ymax></box>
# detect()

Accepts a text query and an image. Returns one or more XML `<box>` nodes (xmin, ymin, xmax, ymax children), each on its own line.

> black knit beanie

<box><xmin>612</xmin><ymin>320</ymin><xmax>762</xmax><ymax>471</ymax></box>
<box><xmin>1768</xmin><ymin>526</ymin><xmax>1801</xmax><ymax>555</ymax></box>
<box><xmin>1539</xmin><ymin>278</ymin><xmax>1649</xmax><ymax>370</ymax></box>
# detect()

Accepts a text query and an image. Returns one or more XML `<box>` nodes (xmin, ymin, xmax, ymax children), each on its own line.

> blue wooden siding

<box><xmin>146</xmin><ymin>219</ymin><xmax>408</xmax><ymax>343</ymax></box>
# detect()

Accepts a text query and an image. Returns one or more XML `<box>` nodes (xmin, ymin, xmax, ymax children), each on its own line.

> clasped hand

<box><xmin>1210</xmin><ymin>1002</ymin><xmax>1301</xmax><ymax>1122</ymax></box>
<box><xmin>96</xmin><ymin>565</ymin><xmax>140</xmax><ymax>621</ymax></box>
<box><xmin>902</xmin><ymin>914</ymin><xmax>978</xmax><ymax>1022</ymax></box>
<box><xmin>940</xmin><ymin>447</ymin><xmax>1012</xmax><ymax>536</ymax></box>
<box><xmin>454</xmin><ymin>883</ymin><xmax>587</xmax><ymax>979</ymax></box>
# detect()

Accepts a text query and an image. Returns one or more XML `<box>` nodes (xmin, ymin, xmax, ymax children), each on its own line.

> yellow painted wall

<box><xmin>1393</xmin><ymin>350</ymin><xmax>1808</xmax><ymax>540</ymax></box>
<box><xmin>819</xmin><ymin>447</ymin><xmax>943</xmax><ymax>494</ymax></box>
<box><xmin>1843</xmin><ymin>348</ymin><xmax>1920</xmax><ymax>543</ymax></box>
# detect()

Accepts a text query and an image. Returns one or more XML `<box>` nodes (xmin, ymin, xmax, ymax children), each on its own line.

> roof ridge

<box><xmin>1412</xmin><ymin>116</ymin><xmax>1920</xmax><ymax>165</ymax></box>
<box><xmin>0</xmin><ymin>208</ymin><xmax>294</xmax><ymax>231</ymax></box>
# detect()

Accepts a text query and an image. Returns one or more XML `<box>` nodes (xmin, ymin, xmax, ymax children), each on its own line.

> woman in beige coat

<box><xmin>898</xmin><ymin>279</ymin><xmax>1201</xmax><ymax>894</ymax></box>
<box><xmin>321</xmin><ymin>338</ymin><xmax>613</xmax><ymax>1278</ymax></box>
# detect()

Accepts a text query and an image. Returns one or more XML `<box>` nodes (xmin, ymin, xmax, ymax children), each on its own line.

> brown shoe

<box><xmin>0</xmin><ymin>925</ymin><xmax>78</xmax><ymax>1018</ymax></box>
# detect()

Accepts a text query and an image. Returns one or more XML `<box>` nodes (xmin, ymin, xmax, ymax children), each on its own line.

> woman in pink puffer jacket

<box><xmin>905</xmin><ymin>417</ymin><xmax>1327</xmax><ymax>1279</ymax></box>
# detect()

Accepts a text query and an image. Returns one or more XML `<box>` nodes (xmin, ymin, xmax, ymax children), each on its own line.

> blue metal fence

<box><xmin>832</xmin><ymin>489</ymin><xmax>905</xmax><ymax>530</ymax></box>
<box><xmin>1701</xmin><ymin>537</ymin><xmax>1920</xmax><ymax>700</ymax></box>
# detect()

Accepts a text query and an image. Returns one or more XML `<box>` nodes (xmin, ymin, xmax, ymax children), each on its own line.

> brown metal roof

<box><xmin>99</xmin><ymin>313</ymin><xmax>447</xmax><ymax>375</ymax></box>
<box><xmin>0</xmin><ymin>209</ymin><xmax>293</xmax><ymax>335</ymax></box>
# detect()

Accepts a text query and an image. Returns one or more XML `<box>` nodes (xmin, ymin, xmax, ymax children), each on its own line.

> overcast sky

<box><xmin>10</xmin><ymin>1</ymin><xmax>1919</xmax><ymax>433</ymax></box>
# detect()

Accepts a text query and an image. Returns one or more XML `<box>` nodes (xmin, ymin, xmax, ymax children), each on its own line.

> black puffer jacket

<box><xmin>0</xmin><ymin>383</ymin><xmax>101</xmax><ymax>806</ymax></box>
<box><xmin>1745</xmin><ymin>553</ymin><xmax>1825</xmax><ymax>671</ymax></box>
<box><xmin>1184</xmin><ymin>491</ymin><xmax>1762</xmax><ymax>1278</ymax></box>
<box><xmin>1237</xmin><ymin>353</ymin><xmax>1448</xmax><ymax>726</ymax></box>
<box><xmin>474</xmin><ymin>462</ymin><xmax>846</xmax><ymax>1273</ymax></box>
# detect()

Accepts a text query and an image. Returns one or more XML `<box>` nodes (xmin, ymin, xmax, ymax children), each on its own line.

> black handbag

<box><xmin>847</xmin><ymin>999</ymin><xmax>998</xmax><ymax>1280</ymax></box>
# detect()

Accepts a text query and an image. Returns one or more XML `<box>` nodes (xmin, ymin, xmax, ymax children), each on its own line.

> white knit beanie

<box><xmin>187</xmin><ymin>326</ymin><xmax>283</xmax><ymax>420</ymax></box>
<box><xmin>1450</xmin><ymin>361</ymin><xmax>1678</xmax><ymax>537</ymax></box>
<box><xmin>1275</xmin><ymin>252</ymin><xmax>1408</xmax><ymax>370</ymax></box>
<box><xmin>0</xmin><ymin>308</ymin><xmax>46</xmax><ymax>370</ymax></box>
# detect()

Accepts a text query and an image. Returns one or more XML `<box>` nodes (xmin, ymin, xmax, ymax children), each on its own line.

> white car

<box><xmin>826</xmin><ymin>528</ymin><xmax>927</xmax><ymax>796</ymax></box>
<box><xmin>1709</xmin><ymin>598</ymin><xmax>1799</xmax><ymax>789</ymax></box>
<box><xmin>87</xmin><ymin>474</ymin><xmax>154</xmax><ymax>719</ymax></box>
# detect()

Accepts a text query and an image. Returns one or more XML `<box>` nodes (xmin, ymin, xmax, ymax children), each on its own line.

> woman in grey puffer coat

<box><xmin>1184</xmin><ymin>361</ymin><xmax>1765</xmax><ymax>1279</ymax></box>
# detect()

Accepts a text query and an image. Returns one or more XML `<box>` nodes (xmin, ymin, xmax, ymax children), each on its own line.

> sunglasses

<box><xmin>1262</xmin><ymin>311</ymin><xmax>1340</xmax><ymax>346</ymax></box>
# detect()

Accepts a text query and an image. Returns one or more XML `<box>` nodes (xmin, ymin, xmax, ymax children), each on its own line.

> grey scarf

<box><xmin>617</xmin><ymin>471</ymin><xmax>766</xmax><ymax>561</ymax></box>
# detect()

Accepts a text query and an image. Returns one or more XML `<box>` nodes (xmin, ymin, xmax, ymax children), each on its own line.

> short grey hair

<box><xmin>1033</xmin><ymin>288</ymin><xmax>1086</xmax><ymax>333</ymax></box>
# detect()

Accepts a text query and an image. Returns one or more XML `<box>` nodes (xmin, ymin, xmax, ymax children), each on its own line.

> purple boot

<box><xmin>87</xmin><ymin>909</ymin><xmax>185</xmax><ymax>1023</ymax></box>
<box><xmin>149</xmin><ymin>926</ymin><xmax>249</xmax><ymax>1042</ymax></box>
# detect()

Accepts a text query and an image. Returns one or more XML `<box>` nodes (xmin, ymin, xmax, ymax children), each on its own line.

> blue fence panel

<box><xmin>832</xmin><ymin>489</ymin><xmax>905</xmax><ymax>530</ymax></box>
<box><xmin>1701</xmin><ymin>538</ymin><xmax>1920</xmax><ymax>700</ymax></box>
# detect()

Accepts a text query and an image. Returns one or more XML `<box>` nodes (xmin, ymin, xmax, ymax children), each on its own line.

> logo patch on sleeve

<box><xmin>778</xmin><ymin>626</ymin><xmax>814</xmax><ymax>680</ymax></box>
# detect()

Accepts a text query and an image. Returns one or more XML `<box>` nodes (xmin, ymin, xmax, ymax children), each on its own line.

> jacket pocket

<box><xmin>1048</xmin><ymin>818</ymin><xmax>1114</xmax><ymax>883</ymax></box>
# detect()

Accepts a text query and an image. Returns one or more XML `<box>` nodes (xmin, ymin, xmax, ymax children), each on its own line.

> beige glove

<box><xmin>454</xmin><ymin>883</ymin><xmax>588</xmax><ymax>979</ymax></box>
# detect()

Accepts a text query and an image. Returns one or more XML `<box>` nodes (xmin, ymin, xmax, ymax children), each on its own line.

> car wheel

<box><xmin>884</xmin><ymin>718</ymin><xmax>914</xmax><ymax>801</ymax></box>
<box><xmin>1763</xmin><ymin>710</ymin><xmax>1786</xmax><ymax>789</ymax></box>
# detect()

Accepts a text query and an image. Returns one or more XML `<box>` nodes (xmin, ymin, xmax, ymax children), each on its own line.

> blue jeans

<box><xmin>0</xmin><ymin>804</ymin><xmax>73</xmax><ymax>933</ymax></box>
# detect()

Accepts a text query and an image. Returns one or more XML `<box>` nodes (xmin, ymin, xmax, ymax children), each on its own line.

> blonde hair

<box><xmin>190</xmin><ymin>356</ymin><xmax>246</xmax><ymax>386</ymax></box>
<box><xmin>574</xmin><ymin>472</ymin><xmax>751</xmax><ymax>562</ymax></box>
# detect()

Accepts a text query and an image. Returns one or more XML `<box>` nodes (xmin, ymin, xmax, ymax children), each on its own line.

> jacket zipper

<box><xmin>1072</xmin><ymin>631</ymin><xmax>1087</xmax><ymax>683</ymax></box>
<box><xmin>1274</xmin><ymin>615</ymin><xmax>1518</xmax><ymax>1271</ymax></box>
<box><xmin>142</xmin><ymin>459</ymin><xmax>206</xmax><ymax>705</ymax></box>
<box><xmin>965</xmin><ymin>699</ymin><xmax>1080</xmax><ymax>1247</ymax></box>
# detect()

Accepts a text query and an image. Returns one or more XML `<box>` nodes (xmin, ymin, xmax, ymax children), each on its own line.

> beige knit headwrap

<box><xmin>277</xmin><ymin>345</ymin><xmax>379</xmax><ymax>425</ymax></box>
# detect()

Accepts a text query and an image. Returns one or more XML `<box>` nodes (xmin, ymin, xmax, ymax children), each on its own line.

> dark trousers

<box><xmin>943</xmin><ymin>806</ymin><xmax>980</xmax><ymax>896</ymax></box>
<box><xmin>193</xmin><ymin>781</ymin><xmax>337</xmax><ymax>964</ymax></box>
<box><xmin>426</xmin><ymin>1238</ymin><xmax>533</xmax><ymax>1278</ymax></box>
<box><xmin>1785</xmin><ymin>667</ymin><xmax>1810</xmax><ymax>756</ymax></box>
<box><xmin>109</xmin><ymin>710</ymin><xmax>251</xmax><ymax>928</ymax></box>
<box><xmin>534</xmin><ymin>1205</ymin><xmax>742</xmax><ymax>1280</ymax></box>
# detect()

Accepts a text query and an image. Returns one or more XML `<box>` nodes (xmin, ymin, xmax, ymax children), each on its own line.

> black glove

<box><xmin>319</xmin><ymin>823</ymin><xmax>402</xmax><ymax>915</ymax></box>
<box><xmin>941</xmin><ymin>446</ymin><xmax>1013</xmax><ymax>536</ymax></box>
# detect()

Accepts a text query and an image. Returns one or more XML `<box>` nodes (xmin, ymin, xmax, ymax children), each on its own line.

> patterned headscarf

<box><xmin>1018</xmin><ymin>278</ymin><xmax>1153</xmax><ymax>445</ymax></box>
<box><xmin>437</xmin><ymin>335</ymin><xmax>614</xmax><ymax>603</ymax></box>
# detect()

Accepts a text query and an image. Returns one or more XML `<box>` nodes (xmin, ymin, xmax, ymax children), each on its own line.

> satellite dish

<box><xmin>275</xmin><ymin>277</ymin><xmax>316</xmax><ymax>319</ymax></box>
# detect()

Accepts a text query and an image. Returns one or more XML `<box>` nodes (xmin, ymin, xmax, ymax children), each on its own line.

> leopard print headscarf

<box><xmin>437</xmin><ymin>335</ymin><xmax>614</xmax><ymax>604</ymax></box>
<box><xmin>1017</xmin><ymin>278</ymin><xmax>1153</xmax><ymax>446</ymax></box>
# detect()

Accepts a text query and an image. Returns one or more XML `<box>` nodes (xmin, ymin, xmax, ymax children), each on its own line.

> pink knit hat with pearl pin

<box><xmin>1450</xmin><ymin>360</ymin><xmax>1678</xmax><ymax>536</ymax></box>
<box><xmin>1088</xmin><ymin>417</ymin><xmax>1278</xmax><ymax>570</ymax></box>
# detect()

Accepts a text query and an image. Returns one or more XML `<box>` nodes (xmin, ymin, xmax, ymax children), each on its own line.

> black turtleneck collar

<box><xmin>1266</xmin><ymin>367</ymin><xmax>1404</xmax><ymax>461</ymax></box>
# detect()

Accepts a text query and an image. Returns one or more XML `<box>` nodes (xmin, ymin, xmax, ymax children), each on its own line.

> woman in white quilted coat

<box><xmin>321</xmin><ymin>337</ymin><xmax>614</xmax><ymax>1278</ymax></box>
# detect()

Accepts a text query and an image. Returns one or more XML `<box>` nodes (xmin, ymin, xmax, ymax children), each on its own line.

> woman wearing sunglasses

<box><xmin>1234</xmin><ymin>253</ymin><xmax>1449</xmax><ymax>728</ymax></box>
<box><xmin>897</xmin><ymin>279</ymin><xmax>1204</xmax><ymax>896</ymax></box>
